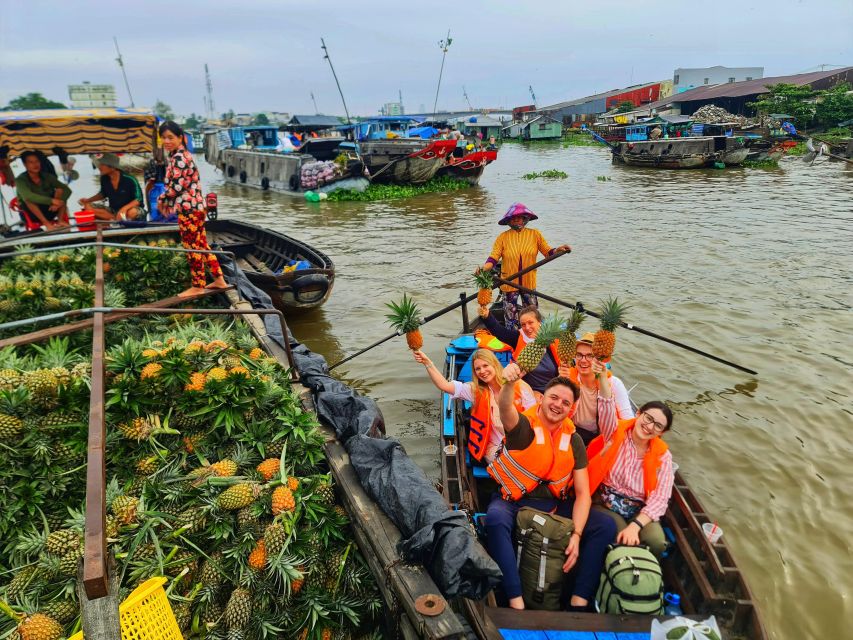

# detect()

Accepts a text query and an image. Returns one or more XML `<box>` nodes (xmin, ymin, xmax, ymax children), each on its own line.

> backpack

<box><xmin>596</xmin><ymin>544</ymin><xmax>664</xmax><ymax>615</ymax></box>
<box><xmin>514</xmin><ymin>507</ymin><xmax>574</xmax><ymax>611</ymax></box>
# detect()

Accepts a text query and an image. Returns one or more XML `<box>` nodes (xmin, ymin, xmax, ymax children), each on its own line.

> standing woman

<box><xmin>157</xmin><ymin>121</ymin><xmax>228</xmax><ymax>297</ymax></box>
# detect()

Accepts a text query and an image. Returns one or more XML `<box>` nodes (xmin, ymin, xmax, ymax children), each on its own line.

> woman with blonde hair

<box><xmin>413</xmin><ymin>348</ymin><xmax>536</xmax><ymax>463</ymax></box>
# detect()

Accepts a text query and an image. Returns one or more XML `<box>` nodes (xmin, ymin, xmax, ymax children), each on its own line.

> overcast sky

<box><xmin>2</xmin><ymin>0</ymin><xmax>851</xmax><ymax>117</ymax></box>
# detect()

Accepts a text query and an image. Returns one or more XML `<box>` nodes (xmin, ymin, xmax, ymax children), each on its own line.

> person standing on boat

<box><xmin>14</xmin><ymin>151</ymin><xmax>71</xmax><ymax>229</ymax></box>
<box><xmin>480</xmin><ymin>203</ymin><xmax>570</xmax><ymax>329</ymax></box>
<box><xmin>78</xmin><ymin>153</ymin><xmax>144</xmax><ymax>221</ymax></box>
<box><xmin>412</xmin><ymin>347</ymin><xmax>536</xmax><ymax>463</ymax></box>
<box><xmin>157</xmin><ymin>121</ymin><xmax>228</xmax><ymax>297</ymax></box>
<box><xmin>487</xmin><ymin>367</ymin><xmax>616</xmax><ymax>611</ymax></box>
<box><xmin>567</xmin><ymin>333</ymin><xmax>634</xmax><ymax>444</ymax></box>
<box><xmin>586</xmin><ymin>399</ymin><xmax>674</xmax><ymax>558</ymax></box>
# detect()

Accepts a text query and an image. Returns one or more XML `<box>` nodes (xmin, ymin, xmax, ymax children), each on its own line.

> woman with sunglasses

<box><xmin>585</xmin><ymin>397</ymin><xmax>674</xmax><ymax>557</ymax></box>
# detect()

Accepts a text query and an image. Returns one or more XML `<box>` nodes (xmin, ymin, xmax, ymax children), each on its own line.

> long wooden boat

<box><xmin>438</xmin><ymin>149</ymin><xmax>499</xmax><ymax>185</ymax></box>
<box><xmin>612</xmin><ymin>137</ymin><xmax>749</xmax><ymax>169</ymax></box>
<box><xmin>360</xmin><ymin>138</ymin><xmax>457</xmax><ymax>184</ymax></box>
<box><xmin>0</xmin><ymin>219</ymin><xmax>335</xmax><ymax>312</ymax></box>
<box><xmin>439</xmin><ymin>324</ymin><xmax>768</xmax><ymax>639</ymax></box>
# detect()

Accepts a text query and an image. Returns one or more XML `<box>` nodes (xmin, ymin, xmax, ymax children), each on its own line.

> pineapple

<box><xmin>291</xmin><ymin>566</ymin><xmax>306</xmax><ymax>594</ymax></box>
<box><xmin>164</xmin><ymin>549</ymin><xmax>197</xmax><ymax>577</ymax></box>
<box><xmin>0</xmin><ymin>387</ymin><xmax>26</xmax><ymax>438</ymax></box>
<box><xmin>271</xmin><ymin>486</ymin><xmax>295</xmax><ymax>515</ymax></box>
<box><xmin>256</xmin><ymin>458</ymin><xmax>280</xmax><ymax>481</ymax></box>
<box><xmin>593</xmin><ymin>297</ymin><xmax>628</xmax><ymax>360</ymax></box>
<box><xmin>6</xmin><ymin>565</ymin><xmax>39</xmax><ymax>603</ymax></box>
<box><xmin>117</xmin><ymin>416</ymin><xmax>154</xmax><ymax>441</ymax></box>
<box><xmin>110</xmin><ymin>495</ymin><xmax>140</xmax><ymax>524</ymax></box>
<box><xmin>287</xmin><ymin>476</ymin><xmax>300</xmax><ymax>492</ymax></box>
<box><xmin>172</xmin><ymin>603</ymin><xmax>191</xmax><ymax>631</ymax></box>
<box><xmin>58</xmin><ymin>548</ymin><xmax>83</xmax><ymax>577</ymax></box>
<box><xmin>266</xmin><ymin>440</ymin><xmax>285</xmax><ymax>458</ymax></box>
<box><xmin>473</xmin><ymin>270</ymin><xmax>494</xmax><ymax>306</ymax></box>
<box><xmin>236</xmin><ymin>507</ymin><xmax>260</xmax><ymax>535</ymax></box>
<box><xmin>39</xmin><ymin>411</ymin><xmax>82</xmax><ymax>431</ymax></box>
<box><xmin>45</xmin><ymin>529</ymin><xmax>80</xmax><ymax>556</ymax></box>
<box><xmin>40</xmin><ymin>599</ymin><xmax>77</xmax><ymax>625</ymax></box>
<box><xmin>0</xmin><ymin>412</ymin><xmax>23</xmax><ymax>438</ymax></box>
<box><xmin>248</xmin><ymin>538</ymin><xmax>267</xmax><ymax>570</ymax></box>
<box><xmin>557</xmin><ymin>309</ymin><xmax>586</xmax><ymax>366</ymax></box>
<box><xmin>264</xmin><ymin>522</ymin><xmax>287</xmax><ymax>557</ymax></box>
<box><xmin>0</xmin><ymin>368</ymin><xmax>21</xmax><ymax>391</ymax></box>
<box><xmin>316</xmin><ymin>482</ymin><xmax>335</xmax><ymax>505</ymax></box>
<box><xmin>220</xmin><ymin>353</ymin><xmax>242</xmax><ymax>369</ymax></box>
<box><xmin>70</xmin><ymin>361</ymin><xmax>90</xmax><ymax>380</ymax></box>
<box><xmin>23</xmin><ymin>369</ymin><xmax>59</xmax><ymax>409</ymax></box>
<box><xmin>224</xmin><ymin>588</ymin><xmax>253</xmax><ymax>629</ymax></box>
<box><xmin>217</xmin><ymin>483</ymin><xmax>261</xmax><ymax>511</ymax></box>
<box><xmin>172</xmin><ymin>411</ymin><xmax>204</xmax><ymax>430</ymax></box>
<box><xmin>135</xmin><ymin>455</ymin><xmax>161</xmax><ymax>476</ymax></box>
<box><xmin>175</xmin><ymin>507</ymin><xmax>207</xmax><ymax>534</ymax></box>
<box><xmin>199</xmin><ymin>552</ymin><xmax>224</xmax><ymax>589</ymax></box>
<box><xmin>210</xmin><ymin>459</ymin><xmax>239</xmax><ymax>477</ymax></box>
<box><xmin>16</xmin><ymin>614</ymin><xmax>63</xmax><ymax>640</ymax></box>
<box><xmin>385</xmin><ymin>294</ymin><xmax>423</xmax><ymax>351</ymax></box>
<box><xmin>516</xmin><ymin>314</ymin><xmax>563</xmax><ymax>373</ymax></box>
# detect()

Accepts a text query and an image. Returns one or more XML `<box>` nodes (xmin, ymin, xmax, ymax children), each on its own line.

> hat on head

<box><xmin>96</xmin><ymin>153</ymin><xmax>120</xmax><ymax>170</ymax></box>
<box><xmin>498</xmin><ymin>202</ymin><xmax>538</xmax><ymax>225</ymax></box>
<box><xmin>578</xmin><ymin>332</ymin><xmax>595</xmax><ymax>346</ymax></box>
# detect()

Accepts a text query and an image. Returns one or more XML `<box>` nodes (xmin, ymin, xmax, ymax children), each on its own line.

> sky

<box><xmin>1</xmin><ymin>0</ymin><xmax>851</xmax><ymax>117</ymax></box>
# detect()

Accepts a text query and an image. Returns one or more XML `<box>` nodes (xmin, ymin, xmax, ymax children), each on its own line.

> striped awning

<box><xmin>0</xmin><ymin>108</ymin><xmax>157</xmax><ymax>157</ymax></box>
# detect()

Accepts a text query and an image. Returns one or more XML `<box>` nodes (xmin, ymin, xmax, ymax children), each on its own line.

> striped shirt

<box><xmin>486</xmin><ymin>228</ymin><xmax>554</xmax><ymax>293</ymax></box>
<box><xmin>597</xmin><ymin>397</ymin><xmax>674</xmax><ymax>521</ymax></box>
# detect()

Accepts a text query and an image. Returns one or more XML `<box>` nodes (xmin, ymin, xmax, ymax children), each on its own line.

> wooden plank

<box><xmin>0</xmin><ymin>287</ymin><xmax>234</xmax><ymax>349</ymax></box>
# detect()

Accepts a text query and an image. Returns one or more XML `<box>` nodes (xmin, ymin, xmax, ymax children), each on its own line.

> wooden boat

<box><xmin>439</xmin><ymin>149</ymin><xmax>498</xmax><ymax>185</ymax></box>
<box><xmin>439</xmin><ymin>322</ymin><xmax>768</xmax><ymax>639</ymax></box>
<box><xmin>0</xmin><ymin>219</ymin><xmax>335</xmax><ymax>312</ymax></box>
<box><xmin>613</xmin><ymin>136</ymin><xmax>749</xmax><ymax>169</ymax></box>
<box><xmin>359</xmin><ymin>138</ymin><xmax>457</xmax><ymax>184</ymax></box>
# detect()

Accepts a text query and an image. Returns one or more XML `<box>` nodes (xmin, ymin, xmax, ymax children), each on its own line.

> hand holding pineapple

<box><xmin>516</xmin><ymin>313</ymin><xmax>563</xmax><ymax>373</ymax></box>
<box><xmin>412</xmin><ymin>350</ymin><xmax>432</xmax><ymax>368</ymax></box>
<box><xmin>503</xmin><ymin>362</ymin><xmax>522</xmax><ymax>383</ymax></box>
<box><xmin>478</xmin><ymin>304</ymin><xmax>489</xmax><ymax>319</ymax></box>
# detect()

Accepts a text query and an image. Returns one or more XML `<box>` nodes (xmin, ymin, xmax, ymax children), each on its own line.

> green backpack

<box><xmin>596</xmin><ymin>544</ymin><xmax>664</xmax><ymax>615</ymax></box>
<box><xmin>514</xmin><ymin>507</ymin><xmax>575</xmax><ymax>611</ymax></box>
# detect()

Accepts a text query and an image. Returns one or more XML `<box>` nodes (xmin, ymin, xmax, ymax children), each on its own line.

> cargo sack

<box><xmin>514</xmin><ymin>507</ymin><xmax>574</xmax><ymax>611</ymax></box>
<box><xmin>596</xmin><ymin>544</ymin><xmax>664</xmax><ymax>615</ymax></box>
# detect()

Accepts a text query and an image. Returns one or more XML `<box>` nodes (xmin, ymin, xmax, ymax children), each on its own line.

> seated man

<box><xmin>15</xmin><ymin>150</ymin><xmax>71</xmax><ymax>229</ymax></box>
<box><xmin>485</xmin><ymin>366</ymin><xmax>616</xmax><ymax>611</ymax></box>
<box><xmin>78</xmin><ymin>154</ymin><xmax>144</xmax><ymax>221</ymax></box>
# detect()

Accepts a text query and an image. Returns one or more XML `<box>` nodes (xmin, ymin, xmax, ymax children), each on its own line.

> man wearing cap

<box><xmin>78</xmin><ymin>154</ymin><xmax>144</xmax><ymax>221</ymax></box>
<box><xmin>480</xmin><ymin>202</ymin><xmax>570</xmax><ymax>329</ymax></box>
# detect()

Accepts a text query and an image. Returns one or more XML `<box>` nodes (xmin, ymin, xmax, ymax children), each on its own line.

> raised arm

<box><xmin>498</xmin><ymin>363</ymin><xmax>523</xmax><ymax>432</ymax></box>
<box><xmin>482</xmin><ymin>311</ymin><xmax>520</xmax><ymax>346</ymax></box>
<box><xmin>593</xmin><ymin>359</ymin><xmax>618</xmax><ymax>439</ymax></box>
<box><xmin>412</xmin><ymin>350</ymin><xmax>455</xmax><ymax>394</ymax></box>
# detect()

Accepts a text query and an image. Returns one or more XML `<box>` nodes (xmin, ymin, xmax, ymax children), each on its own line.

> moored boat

<box><xmin>358</xmin><ymin>138</ymin><xmax>458</xmax><ymax>184</ymax></box>
<box><xmin>438</xmin><ymin>311</ymin><xmax>768</xmax><ymax>639</ymax></box>
<box><xmin>439</xmin><ymin>149</ymin><xmax>499</xmax><ymax>185</ymax></box>
<box><xmin>612</xmin><ymin>136</ymin><xmax>750</xmax><ymax>169</ymax></box>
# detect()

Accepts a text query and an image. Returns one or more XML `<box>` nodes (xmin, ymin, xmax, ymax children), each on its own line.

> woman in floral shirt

<box><xmin>157</xmin><ymin>121</ymin><xmax>227</xmax><ymax>296</ymax></box>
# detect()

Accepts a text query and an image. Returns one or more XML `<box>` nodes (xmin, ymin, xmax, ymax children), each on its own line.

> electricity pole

<box><xmin>321</xmin><ymin>38</ymin><xmax>351</xmax><ymax>125</ymax></box>
<box><xmin>113</xmin><ymin>37</ymin><xmax>134</xmax><ymax>108</ymax></box>
<box><xmin>432</xmin><ymin>31</ymin><xmax>452</xmax><ymax>120</ymax></box>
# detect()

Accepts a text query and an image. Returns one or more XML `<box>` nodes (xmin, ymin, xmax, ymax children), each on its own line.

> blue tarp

<box><xmin>407</xmin><ymin>126</ymin><xmax>439</xmax><ymax>139</ymax></box>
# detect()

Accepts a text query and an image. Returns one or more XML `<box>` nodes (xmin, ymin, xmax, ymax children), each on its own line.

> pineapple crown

<box><xmin>566</xmin><ymin>309</ymin><xmax>586</xmax><ymax>334</ymax></box>
<box><xmin>599</xmin><ymin>297</ymin><xmax>628</xmax><ymax>332</ymax></box>
<box><xmin>473</xmin><ymin>270</ymin><xmax>494</xmax><ymax>290</ymax></box>
<box><xmin>384</xmin><ymin>294</ymin><xmax>422</xmax><ymax>334</ymax></box>
<box><xmin>534</xmin><ymin>314</ymin><xmax>564</xmax><ymax>346</ymax></box>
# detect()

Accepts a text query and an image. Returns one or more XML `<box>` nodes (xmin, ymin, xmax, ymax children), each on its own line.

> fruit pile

<box><xmin>0</xmin><ymin>239</ymin><xmax>193</xmax><ymax>336</ymax></box>
<box><xmin>0</xmin><ymin>319</ymin><xmax>380</xmax><ymax>639</ymax></box>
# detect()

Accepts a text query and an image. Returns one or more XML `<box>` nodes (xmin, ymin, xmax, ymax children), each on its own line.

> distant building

<box><xmin>673</xmin><ymin>66</ymin><xmax>764</xmax><ymax>93</ymax></box>
<box><xmin>382</xmin><ymin>102</ymin><xmax>404</xmax><ymax>116</ymax></box>
<box><xmin>68</xmin><ymin>82</ymin><xmax>117</xmax><ymax>108</ymax></box>
<box><xmin>540</xmin><ymin>81</ymin><xmax>665</xmax><ymax>125</ymax></box>
<box><xmin>259</xmin><ymin>111</ymin><xmax>290</xmax><ymax>124</ymax></box>
<box><xmin>512</xmin><ymin>105</ymin><xmax>536</xmax><ymax>121</ymax></box>
<box><xmin>286</xmin><ymin>114</ymin><xmax>342</xmax><ymax>133</ymax></box>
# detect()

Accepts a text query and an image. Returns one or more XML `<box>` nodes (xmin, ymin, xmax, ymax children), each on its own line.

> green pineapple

<box><xmin>220</xmin><ymin>353</ymin><xmax>242</xmax><ymax>369</ymax></box>
<box><xmin>316</xmin><ymin>481</ymin><xmax>335</xmax><ymax>505</ymax></box>
<box><xmin>110</xmin><ymin>495</ymin><xmax>139</xmax><ymax>524</ymax></box>
<box><xmin>175</xmin><ymin>507</ymin><xmax>207</xmax><ymax>534</ymax></box>
<box><xmin>171</xmin><ymin>411</ymin><xmax>204</xmax><ymax>431</ymax></box>
<box><xmin>39</xmin><ymin>411</ymin><xmax>83</xmax><ymax>431</ymax></box>
<box><xmin>40</xmin><ymin>599</ymin><xmax>78</xmax><ymax>624</ymax></box>
<box><xmin>516</xmin><ymin>313</ymin><xmax>563</xmax><ymax>373</ymax></box>
<box><xmin>224</xmin><ymin>587</ymin><xmax>253</xmax><ymax>629</ymax></box>
<box><xmin>49</xmin><ymin>367</ymin><xmax>71</xmax><ymax>387</ymax></box>
<box><xmin>5</xmin><ymin>565</ymin><xmax>39</xmax><ymax>603</ymax></box>
<box><xmin>58</xmin><ymin>548</ymin><xmax>83</xmax><ymax>577</ymax></box>
<box><xmin>70</xmin><ymin>361</ymin><xmax>91</xmax><ymax>380</ymax></box>
<box><xmin>202</xmin><ymin>601</ymin><xmax>224</xmax><ymax>626</ymax></box>
<box><xmin>0</xmin><ymin>368</ymin><xmax>21</xmax><ymax>391</ymax></box>
<box><xmin>264</xmin><ymin>522</ymin><xmax>287</xmax><ymax>557</ymax></box>
<box><xmin>217</xmin><ymin>483</ymin><xmax>261</xmax><ymax>511</ymax></box>
<box><xmin>198</xmin><ymin>552</ymin><xmax>224</xmax><ymax>589</ymax></box>
<box><xmin>53</xmin><ymin>441</ymin><xmax>83</xmax><ymax>465</ymax></box>
<box><xmin>135</xmin><ymin>455</ymin><xmax>161</xmax><ymax>476</ymax></box>
<box><xmin>0</xmin><ymin>387</ymin><xmax>26</xmax><ymax>438</ymax></box>
<box><xmin>164</xmin><ymin>549</ymin><xmax>197</xmax><ymax>577</ymax></box>
<box><xmin>557</xmin><ymin>309</ymin><xmax>586</xmax><ymax>365</ymax></box>
<box><xmin>172</xmin><ymin>602</ymin><xmax>191</xmax><ymax>631</ymax></box>
<box><xmin>23</xmin><ymin>369</ymin><xmax>59</xmax><ymax>408</ymax></box>
<box><xmin>45</xmin><ymin>529</ymin><xmax>80</xmax><ymax>556</ymax></box>
<box><xmin>236</xmin><ymin>507</ymin><xmax>260</xmax><ymax>535</ymax></box>
<box><xmin>0</xmin><ymin>298</ymin><xmax>18</xmax><ymax>314</ymax></box>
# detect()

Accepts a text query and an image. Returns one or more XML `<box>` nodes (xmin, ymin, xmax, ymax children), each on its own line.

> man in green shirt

<box><xmin>15</xmin><ymin>151</ymin><xmax>71</xmax><ymax>229</ymax></box>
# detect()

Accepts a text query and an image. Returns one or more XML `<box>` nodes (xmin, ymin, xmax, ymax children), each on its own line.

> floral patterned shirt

<box><xmin>158</xmin><ymin>147</ymin><xmax>205</xmax><ymax>217</ymax></box>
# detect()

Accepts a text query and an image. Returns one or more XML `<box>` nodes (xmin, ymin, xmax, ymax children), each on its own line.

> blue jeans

<box><xmin>485</xmin><ymin>494</ymin><xmax>616</xmax><ymax>602</ymax></box>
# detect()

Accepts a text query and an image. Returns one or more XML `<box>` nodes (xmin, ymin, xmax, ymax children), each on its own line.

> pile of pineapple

<box><xmin>0</xmin><ymin>239</ymin><xmax>193</xmax><ymax>337</ymax></box>
<box><xmin>0</xmin><ymin>319</ymin><xmax>380</xmax><ymax>640</ymax></box>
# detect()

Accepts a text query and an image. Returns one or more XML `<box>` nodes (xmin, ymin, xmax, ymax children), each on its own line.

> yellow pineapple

<box><xmin>516</xmin><ymin>314</ymin><xmax>562</xmax><ymax>373</ymax></box>
<box><xmin>17</xmin><ymin>613</ymin><xmax>63</xmax><ymax>640</ymax></box>
<box><xmin>473</xmin><ymin>270</ymin><xmax>494</xmax><ymax>306</ymax></box>
<box><xmin>593</xmin><ymin>297</ymin><xmax>628</xmax><ymax>360</ymax></box>
<box><xmin>385</xmin><ymin>294</ymin><xmax>423</xmax><ymax>351</ymax></box>
<box><xmin>271</xmin><ymin>486</ymin><xmax>295</xmax><ymax>515</ymax></box>
<box><xmin>557</xmin><ymin>309</ymin><xmax>586</xmax><ymax>365</ymax></box>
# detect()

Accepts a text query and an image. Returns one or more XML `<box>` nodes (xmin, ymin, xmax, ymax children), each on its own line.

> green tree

<box><xmin>814</xmin><ymin>83</ymin><xmax>853</xmax><ymax>128</ymax></box>
<box><xmin>153</xmin><ymin>99</ymin><xmax>175</xmax><ymax>121</ymax></box>
<box><xmin>184</xmin><ymin>113</ymin><xmax>203</xmax><ymax>129</ymax></box>
<box><xmin>3</xmin><ymin>92</ymin><xmax>66</xmax><ymax>110</ymax></box>
<box><xmin>221</xmin><ymin>109</ymin><xmax>235</xmax><ymax>122</ymax></box>
<box><xmin>748</xmin><ymin>83</ymin><xmax>816</xmax><ymax>125</ymax></box>
<box><xmin>615</xmin><ymin>100</ymin><xmax>635</xmax><ymax>113</ymax></box>
<box><xmin>253</xmin><ymin>112</ymin><xmax>270</xmax><ymax>125</ymax></box>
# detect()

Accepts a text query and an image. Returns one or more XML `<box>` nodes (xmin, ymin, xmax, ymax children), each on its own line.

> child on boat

<box><xmin>413</xmin><ymin>348</ymin><xmax>535</xmax><ymax>463</ymax></box>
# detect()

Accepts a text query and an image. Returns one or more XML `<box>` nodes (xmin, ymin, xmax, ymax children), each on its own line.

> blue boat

<box><xmin>438</xmin><ymin>311</ymin><xmax>767</xmax><ymax>639</ymax></box>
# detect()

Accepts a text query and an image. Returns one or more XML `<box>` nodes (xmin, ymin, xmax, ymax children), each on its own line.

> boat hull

<box><xmin>613</xmin><ymin>136</ymin><xmax>749</xmax><ymax>169</ymax></box>
<box><xmin>439</xmin><ymin>149</ymin><xmax>498</xmax><ymax>185</ymax></box>
<box><xmin>360</xmin><ymin>139</ymin><xmax>456</xmax><ymax>184</ymax></box>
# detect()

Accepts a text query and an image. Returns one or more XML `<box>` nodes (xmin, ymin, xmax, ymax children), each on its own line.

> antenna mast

<box><xmin>113</xmin><ymin>37</ymin><xmax>134</xmax><ymax>108</ymax></box>
<box><xmin>310</xmin><ymin>91</ymin><xmax>319</xmax><ymax>115</ymax></box>
<box><xmin>463</xmin><ymin>85</ymin><xmax>473</xmax><ymax>111</ymax></box>
<box><xmin>529</xmin><ymin>85</ymin><xmax>537</xmax><ymax>108</ymax></box>
<box><xmin>204</xmin><ymin>64</ymin><xmax>216</xmax><ymax>120</ymax></box>
<box><xmin>431</xmin><ymin>30</ymin><xmax>452</xmax><ymax>120</ymax></box>
<box><xmin>320</xmin><ymin>38</ymin><xmax>351</xmax><ymax>124</ymax></box>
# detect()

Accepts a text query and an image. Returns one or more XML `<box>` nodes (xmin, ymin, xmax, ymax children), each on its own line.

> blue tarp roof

<box><xmin>407</xmin><ymin>126</ymin><xmax>439</xmax><ymax>139</ymax></box>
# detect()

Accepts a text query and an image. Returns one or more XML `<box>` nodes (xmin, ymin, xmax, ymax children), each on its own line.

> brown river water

<box><xmin>84</xmin><ymin>142</ymin><xmax>853</xmax><ymax>638</ymax></box>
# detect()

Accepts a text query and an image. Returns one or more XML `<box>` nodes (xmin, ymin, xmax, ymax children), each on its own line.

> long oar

<box><xmin>493</xmin><ymin>278</ymin><xmax>757</xmax><ymax>375</ymax></box>
<box><xmin>328</xmin><ymin>249</ymin><xmax>570</xmax><ymax>370</ymax></box>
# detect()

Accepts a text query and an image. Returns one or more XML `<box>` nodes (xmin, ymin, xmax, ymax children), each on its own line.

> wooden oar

<box><xmin>493</xmin><ymin>277</ymin><xmax>757</xmax><ymax>375</ymax></box>
<box><xmin>328</xmin><ymin>249</ymin><xmax>570</xmax><ymax>370</ymax></box>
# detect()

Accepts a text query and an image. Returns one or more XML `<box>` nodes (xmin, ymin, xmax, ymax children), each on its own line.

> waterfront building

<box><xmin>68</xmin><ymin>82</ymin><xmax>117</xmax><ymax>108</ymax></box>
<box><xmin>673</xmin><ymin>66</ymin><xmax>764</xmax><ymax>93</ymax></box>
<box><xmin>537</xmin><ymin>81</ymin><xmax>666</xmax><ymax>125</ymax></box>
<box><xmin>456</xmin><ymin>115</ymin><xmax>503</xmax><ymax>140</ymax></box>
<box><xmin>286</xmin><ymin>115</ymin><xmax>343</xmax><ymax>134</ymax></box>
<box><xmin>382</xmin><ymin>102</ymin><xmax>404</xmax><ymax>116</ymax></box>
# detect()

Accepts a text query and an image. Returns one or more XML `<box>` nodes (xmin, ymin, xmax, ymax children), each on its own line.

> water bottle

<box><xmin>664</xmin><ymin>592</ymin><xmax>683</xmax><ymax>616</ymax></box>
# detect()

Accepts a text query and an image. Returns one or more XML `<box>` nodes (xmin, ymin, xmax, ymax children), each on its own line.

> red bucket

<box><xmin>73</xmin><ymin>210</ymin><xmax>96</xmax><ymax>231</ymax></box>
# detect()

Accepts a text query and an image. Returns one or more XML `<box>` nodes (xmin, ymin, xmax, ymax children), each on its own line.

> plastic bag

<box><xmin>651</xmin><ymin>615</ymin><xmax>721</xmax><ymax>640</ymax></box>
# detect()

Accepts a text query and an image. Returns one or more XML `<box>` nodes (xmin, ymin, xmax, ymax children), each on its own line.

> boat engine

<box><xmin>206</xmin><ymin>193</ymin><xmax>218</xmax><ymax>220</ymax></box>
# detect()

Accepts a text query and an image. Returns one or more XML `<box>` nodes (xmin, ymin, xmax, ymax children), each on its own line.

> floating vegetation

<box><xmin>743</xmin><ymin>159</ymin><xmax>780</xmax><ymax>169</ymax></box>
<box><xmin>325</xmin><ymin>176</ymin><xmax>471</xmax><ymax>202</ymax></box>
<box><xmin>786</xmin><ymin>142</ymin><xmax>808</xmax><ymax>156</ymax></box>
<box><xmin>563</xmin><ymin>133</ymin><xmax>599</xmax><ymax>147</ymax></box>
<box><xmin>522</xmin><ymin>169</ymin><xmax>568</xmax><ymax>180</ymax></box>
<box><xmin>596</xmin><ymin>176</ymin><xmax>612</xmax><ymax>182</ymax></box>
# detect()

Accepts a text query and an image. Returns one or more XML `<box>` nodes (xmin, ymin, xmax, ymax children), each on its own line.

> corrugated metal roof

<box><xmin>287</xmin><ymin>114</ymin><xmax>342</xmax><ymax>127</ymax></box>
<box><xmin>540</xmin><ymin>81</ymin><xmax>662</xmax><ymax>111</ymax></box>
<box><xmin>648</xmin><ymin>67</ymin><xmax>853</xmax><ymax>109</ymax></box>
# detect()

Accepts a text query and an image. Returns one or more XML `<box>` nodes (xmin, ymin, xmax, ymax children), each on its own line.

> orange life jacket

<box><xmin>488</xmin><ymin>406</ymin><xmax>577</xmax><ymax>500</ymax></box>
<box><xmin>468</xmin><ymin>383</ymin><xmax>527</xmax><ymax>461</ymax></box>
<box><xmin>475</xmin><ymin>332</ymin><xmax>513</xmax><ymax>353</ymax></box>
<box><xmin>586</xmin><ymin>418</ymin><xmax>669</xmax><ymax>498</ymax></box>
<box><xmin>512</xmin><ymin>334</ymin><xmax>560</xmax><ymax>370</ymax></box>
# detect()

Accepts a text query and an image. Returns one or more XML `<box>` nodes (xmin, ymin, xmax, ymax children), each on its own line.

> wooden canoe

<box><xmin>0</xmin><ymin>219</ymin><xmax>335</xmax><ymax>312</ymax></box>
<box><xmin>439</xmin><ymin>327</ymin><xmax>768</xmax><ymax>640</ymax></box>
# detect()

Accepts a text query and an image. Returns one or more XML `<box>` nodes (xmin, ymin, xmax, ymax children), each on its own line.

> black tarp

<box><xmin>219</xmin><ymin>258</ymin><xmax>501</xmax><ymax>600</ymax></box>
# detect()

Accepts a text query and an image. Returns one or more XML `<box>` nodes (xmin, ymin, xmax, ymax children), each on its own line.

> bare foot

<box><xmin>204</xmin><ymin>277</ymin><xmax>229</xmax><ymax>290</ymax></box>
<box><xmin>177</xmin><ymin>287</ymin><xmax>207</xmax><ymax>298</ymax></box>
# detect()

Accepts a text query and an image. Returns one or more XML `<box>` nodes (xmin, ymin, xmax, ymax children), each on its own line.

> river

<box><xmin>197</xmin><ymin>142</ymin><xmax>853</xmax><ymax>638</ymax></box>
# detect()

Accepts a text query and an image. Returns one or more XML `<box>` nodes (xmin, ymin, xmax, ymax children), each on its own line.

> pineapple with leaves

<box><xmin>557</xmin><ymin>308</ymin><xmax>586</xmax><ymax>366</ymax></box>
<box><xmin>516</xmin><ymin>313</ymin><xmax>563</xmax><ymax>373</ymax></box>
<box><xmin>473</xmin><ymin>269</ymin><xmax>494</xmax><ymax>306</ymax></box>
<box><xmin>0</xmin><ymin>387</ymin><xmax>26</xmax><ymax>439</ymax></box>
<box><xmin>593</xmin><ymin>297</ymin><xmax>629</xmax><ymax>360</ymax></box>
<box><xmin>385</xmin><ymin>294</ymin><xmax>423</xmax><ymax>351</ymax></box>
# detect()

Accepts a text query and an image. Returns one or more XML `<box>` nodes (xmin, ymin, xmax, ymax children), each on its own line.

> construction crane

<box><xmin>113</xmin><ymin>37</ymin><xmax>134</xmax><ymax>108</ymax></box>
<box><xmin>463</xmin><ymin>85</ymin><xmax>473</xmax><ymax>111</ymax></box>
<box><xmin>529</xmin><ymin>85</ymin><xmax>537</xmax><ymax>108</ymax></box>
<box><xmin>204</xmin><ymin>64</ymin><xmax>215</xmax><ymax>120</ymax></box>
<box><xmin>310</xmin><ymin>91</ymin><xmax>319</xmax><ymax>115</ymax></box>
<box><xmin>399</xmin><ymin>89</ymin><xmax>404</xmax><ymax>114</ymax></box>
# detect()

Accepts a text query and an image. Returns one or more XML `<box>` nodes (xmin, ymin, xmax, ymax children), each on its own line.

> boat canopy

<box><xmin>0</xmin><ymin>108</ymin><xmax>158</xmax><ymax>158</ymax></box>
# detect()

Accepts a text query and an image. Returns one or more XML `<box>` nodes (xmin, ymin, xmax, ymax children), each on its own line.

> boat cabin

<box><xmin>343</xmin><ymin>116</ymin><xmax>423</xmax><ymax>141</ymax></box>
<box><xmin>226</xmin><ymin>125</ymin><xmax>280</xmax><ymax>150</ymax></box>
<box><xmin>626</xmin><ymin>115</ymin><xmax>694</xmax><ymax>141</ymax></box>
